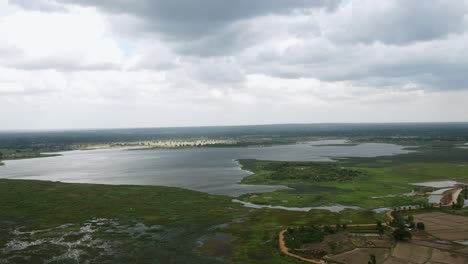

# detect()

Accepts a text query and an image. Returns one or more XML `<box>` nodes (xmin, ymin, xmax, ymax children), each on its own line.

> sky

<box><xmin>1</xmin><ymin>0</ymin><xmax>468</xmax><ymax>129</ymax></box>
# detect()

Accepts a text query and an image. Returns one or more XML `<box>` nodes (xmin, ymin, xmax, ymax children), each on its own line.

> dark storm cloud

<box><xmin>343</xmin><ymin>0</ymin><xmax>468</xmax><ymax>44</ymax></box>
<box><xmin>13</xmin><ymin>0</ymin><xmax>339</xmax><ymax>38</ymax></box>
<box><xmin>368</xmin><ymin>62</ymin><xmax>468</xmax><ymax>90</ymax></box>
<box><xmin>7</xmin><ymin>0</ymin><xmax>468</xmax><ymax>92</ymax></box>
<box><xmin>263</xmin><ymin>59</ymin><xmax>468</xmax><ymax>91</ymax></box>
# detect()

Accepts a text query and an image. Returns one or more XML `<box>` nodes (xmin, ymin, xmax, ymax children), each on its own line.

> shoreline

<box><xmin>440</xmin><ymin>186</ymin><xmax>464</xmax><ymax>205</ymax></box>
<box><xmin>232</xmin><ymin>199</ymin><xmax>363</xmax><ymax>213</ymax></box>
<box><xmin>0</xmin><ymin>153</ymin><xmax>62</xmax><ymax>164</ymax></box>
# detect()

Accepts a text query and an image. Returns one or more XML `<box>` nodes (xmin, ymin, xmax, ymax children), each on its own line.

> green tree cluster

<box><xmin>392</xmin><ymin>228</ymin><xmax>412</xmax><ymax>241</ymax></box>
<box><xmin>283</xmin><ymin>226</ymin><xmax>325</xmax><ymax>249</ymax></box>
<box><xmin>452</xmin><ymin>193</ymin><xmax>465</xmax><ymax>209</ymax></box>
<box><xmin>266</xmin><ymin>161</ymin><xmax>363</xmax><ymax>182</ymax></box>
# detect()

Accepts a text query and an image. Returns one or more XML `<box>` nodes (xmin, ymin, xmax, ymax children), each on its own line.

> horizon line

<box><xmin>1</xmin><ymin>121</ymin><xmax>468</xmax><ymax>133</ymax></box>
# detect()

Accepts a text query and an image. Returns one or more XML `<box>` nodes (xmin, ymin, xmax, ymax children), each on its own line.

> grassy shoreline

<box><xmin>236</xmin><ymin>146</ymin><xmax>468</xmax><ymax>209</ymax></box>
<box><xmin>0</xmin><ymin>179</ymin><xmax>380</xmax><ymax>263</ymax></box>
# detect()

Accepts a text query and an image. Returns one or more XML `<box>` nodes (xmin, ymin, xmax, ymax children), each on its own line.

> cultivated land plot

<box><xmin>326</xmin><ymin>212</ymin><xmax>468</xmax><ymax>264</ymax></box>
<box><xmin>385</xmin><ymin>243</ymin><xmax>468</xmax><ymax>264</ymax></box>
<box><xmin>431</xmin><ymin>248</ymin><xmax>467</xmax><ymax>264</ymax></box>
<box><xmin>390</xmin><ymin>243</ymin><xmax>431</xmax><ymax>263</ymax></box>
<box><xmin>414</xmin><ymin>212</ymin><xmax>468</xmax><ymax>240</ymax></box>
<box><xmin>331</xmin><ymin>248</ymin><xmax>390</xmax><ymax>264</ymax></box>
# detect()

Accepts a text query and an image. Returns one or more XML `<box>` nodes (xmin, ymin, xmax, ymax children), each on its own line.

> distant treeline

<box><xmin>1</xmin><ymin>123</ymin><xmax>468</xmax><ymax>152</ymax></box>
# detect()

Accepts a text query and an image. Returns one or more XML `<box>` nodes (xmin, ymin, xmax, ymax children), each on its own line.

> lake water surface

<box><xmin>0</xmin><ymin>140</ymin><xmax>412</xmax><ymax>196</ymax></box>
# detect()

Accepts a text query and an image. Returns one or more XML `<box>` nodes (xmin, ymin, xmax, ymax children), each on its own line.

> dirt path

<box><xmin>278</xmin><ymin>185</ymin><xmax>465</xmax><ymax>263</ymax></box>
<box><xmin>450</xmin><ymin>188</ymin><xmax>463</xmax><ymax>205</ymax></box>
<box><xmin>386</xmin><ymin>210</ymin><xmax>394</xmax><ymax>221</ymax></box>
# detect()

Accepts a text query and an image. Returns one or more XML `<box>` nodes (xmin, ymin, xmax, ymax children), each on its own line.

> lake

<box><xmin>0</xmin><ymin>140</ymin><xmax>412</xmax><ymax>196</ymax></box>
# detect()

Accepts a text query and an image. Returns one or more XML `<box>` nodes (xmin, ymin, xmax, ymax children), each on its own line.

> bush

<box><xmin>416</xmin><ymin>222</ymin><xmax>425</xmax><ymax>230</ymax></box>
<box><xmin>390</xmin><ymin>213</ymin><xmax>405</xmax><ymax>229</ymax></box>
<box><xmin>284</xmin><ymin>226</ymin><xmax>324</xmax><ymax>249</ymax></box>
<box><xmin>266</xmin><ymin>161</ymin><xmax>363</xmax><ymax>182</ymax></box>
<box><xmin>392</xmin><ymin>228</ymin><xmax>412</xmax><ymax>241</ymax></box>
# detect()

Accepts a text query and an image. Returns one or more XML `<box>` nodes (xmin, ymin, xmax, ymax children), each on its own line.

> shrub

<box><xmin>284</xmin><ymin>226</ymin><xmax>324</xmax><ymax>249</ymax></box>
<box><xmin>267</xmin><ymin>161</ymin><xmax>363</xmax><ymax>182</ymax></box>
<box><xmin>392</xmin><ymin>228</ymin><xmax>412</xmax><ymax>241</ymax></box>
<box><xmin>416</xmin><ymin>222</ymin><xmax>425</xmax><ymax>230</ymax></box>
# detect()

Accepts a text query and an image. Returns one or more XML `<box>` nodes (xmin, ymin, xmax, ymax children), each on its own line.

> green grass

<box><xmin>238</xmin><ymin>146</ymin><xmax>468</xmax><ymax>209</ymax></box>
<box><xmin>0</xmin><ymin>148</ymin><xmax>61</xmax><ymax>161</ymax></box>
<box><xmin>0</xmin><ymin>179</ymin><xmax>378</xmax><ymax>264</ymax></box>
<box><xmin>240</xmin><ymin>159</ymin><xmax>362</xmax><ymax>184</ymax></box>
<box><xmin>0</xmin><ymin>179</ymin><xmax>242</xmax><ymax>229</ymax></box>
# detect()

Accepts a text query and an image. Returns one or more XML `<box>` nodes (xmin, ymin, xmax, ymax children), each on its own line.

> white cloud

<box><xmin>0</xmin><ymin>0</ymin><xmax>467</xmax><ymax>129</ymax></box>
<box><xmin>0</xmin><ymin>6</ymin><xmax>124</xmax><ymax>70</ymax></box>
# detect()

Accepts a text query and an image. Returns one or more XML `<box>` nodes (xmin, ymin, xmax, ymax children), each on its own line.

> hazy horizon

<box><xmin>1</xmin><ymin>121</ymin><xmax>468</xmax><ymax>135</ymax></box>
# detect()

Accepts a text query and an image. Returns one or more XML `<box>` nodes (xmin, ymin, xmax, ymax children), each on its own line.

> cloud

<box><xmin>55</xmin><ymin>0</ymin><xmax>339</xmax><ymax>37</ymax></box>
<box><xmin>9</xmin><ymin>0</ymin><xmax>66</xmax><ymax>12</ymax></box>
<box><xmin>231</xmin><ymin>7</ymin><xmax>468</xmax><ymax>90</ymax></box>
<box><xmin>329</xmin><ymin>0</ymin><xmax>468</xmax><ymax>44</ymax></box>
<box><xmin>0</xmin><ymin>5</ymin><xmax>124</xmax><ymax>71</ymax></box>
<box><xmin>1</xmin><ymin>0</ymin><xmax>468</xmax><ymax>129</ymax></box>
<box><xmin>0</xmin><ymin>66</ymin><xmax>66</xmax><ymax>97</ymax></box>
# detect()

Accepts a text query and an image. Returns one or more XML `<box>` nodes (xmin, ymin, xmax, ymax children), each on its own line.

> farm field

<box><xmin>413</xmin><ymin>212</ymin><xmax>468</xmax><ymax>241</ymax></box>
<box><xmin>286</xmin><ymin>211</ymin><xmax>468</xmax><ymax>264</ymax></box>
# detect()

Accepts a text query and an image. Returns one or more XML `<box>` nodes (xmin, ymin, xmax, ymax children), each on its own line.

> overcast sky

<box><xmin>1</xmin><ymin>0</ymin><xmax>468</xmax><ymax>129</ymax></box>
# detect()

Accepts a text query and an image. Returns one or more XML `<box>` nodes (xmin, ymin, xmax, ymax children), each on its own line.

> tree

<box><xmin>452</xmin><ymin>194</ymin><xmax>465</xmax><ymax>209</ymax></box>
<box><xmin>323</xmin><ymin>225</ymin><xmax>335</xmax><ymax>234</ymax></box>
<box><xmin>416</xmin><ymin>222</ymin><xmax>425</xmax><ymax>230</ymax></box>
<box><xmin>407</xmin><ymin>215</ymin><xmax>414</xmax><ymax>223</ymax></box>
<box><xmin>392</xmin><ymin>228</ymin><xmax>412</xmax><ymax>241</ymax></box>
<box><xmin>390</xmin><ymin>213</ymin><xmax>405</xmax><ymax>229</ymax></box>
<box><xmin>378</xmin><ymin>226</ymin><xmax>385</xmax><ymax>237</ymax></box>
<box><xmin>376</xmin><ymin>220</ymin><xmax>384</xmax><ymax>237</ymax></box>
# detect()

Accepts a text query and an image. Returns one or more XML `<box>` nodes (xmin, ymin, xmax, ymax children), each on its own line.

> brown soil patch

<box><xmin>382</xmin><ymin>256</ymin><xmax>410</xmax><ymax>264</ymax></box>
<box><xmin>431</xmin><ymin>248</ymin><xmax>466</xmax><ymax>264</ymax></box>
<box><xmin>389</xmin><ymin>242</ymin><xmax>468</xmax><ymax>264</ymax></box>
<box><xmin>391</xmin><ymin>243</ymin><xmax>430</xmax><ymax>263</ymax></box>
<box><xmin>410</xmin><ymin>239</ymin><xmax>454</xmax><ymax>250</ymax></box>
<box><xmin>430</xmin><ymin>231</ymin><xmax>468</xmax><ymax>240</ymax></box>
<box><xmin>455</xmin><ymin>247</ymin><xmax>468</xmax><ymax>254</ymax></box>
<box><xmin>302</xmin><ymin>233</ymin><xmax>353</xmax><ymax>255</ymax></box>
<box><xmin>440</xmin><ymin>187</ymin><xmax>462</xmax><ymax>205</ymax></box>
<box><xmin>413</xmin><ymin>212</ymin><xmax>468</xmax><ymax>240</ymax></box>
<box><xmin>330</xmin><ymin>248</ymin><xmax>391</xmax><ymax>264</ymax></box>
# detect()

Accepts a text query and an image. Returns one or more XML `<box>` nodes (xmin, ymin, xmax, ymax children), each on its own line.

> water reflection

<box><xmin>0</xmin><ymin>140</ymin><xmax>412</xmax><ymax>196</ymax></box>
